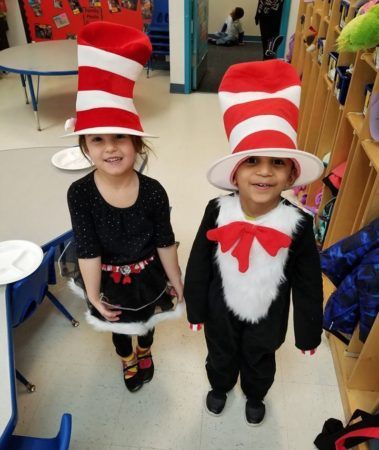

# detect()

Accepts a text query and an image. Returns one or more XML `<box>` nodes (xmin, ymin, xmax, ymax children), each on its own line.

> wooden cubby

<box><xmin>292</xmin><ymin>1</ymin><xmax>379</xmax><ymax>447</ymax></box>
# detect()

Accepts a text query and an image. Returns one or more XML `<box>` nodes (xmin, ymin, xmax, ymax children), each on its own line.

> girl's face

<box><xmin>84</xmin><ymin>134</ymin><xmax>137</xmax><ymax>176</ymax></box>
<box><xmin>233</xmin><ymin>155</ymin><xmax>297</xmax><ymax>215</ymax></box>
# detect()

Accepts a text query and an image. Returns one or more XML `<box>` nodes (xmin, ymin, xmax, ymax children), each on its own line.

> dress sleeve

<box><xmin>184</xmin><ymin>200</ymin><xmax>217</xmax><ymax>324</ymax></box>
<box><xmin>67</xmin><ymin>183</ymin><xmax>101</xmax><ymax>259</ymax></box>
<box><xmin>152</xmin><ymin>182</ymin><xmax>175</xmax><ymax>248</ymax></box>
<box><xmin>291</xmin><ymin>213</ymin><xmax>324</xmax><ymax>350</ymax></box>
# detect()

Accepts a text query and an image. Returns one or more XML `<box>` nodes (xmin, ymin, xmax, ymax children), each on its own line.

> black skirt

<box><xmin>89</xmin><ymin>255</ymin><xmax>175</xmax><ymax>323</ymax></box>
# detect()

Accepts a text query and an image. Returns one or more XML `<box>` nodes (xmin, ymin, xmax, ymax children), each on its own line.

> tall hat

<box><xmin>207</xmin><ymin>60</ymin><xmax>324</xmax><ymax>190</ymax></box>
<box><xmin>65</xmin><ymin>21</ymin><xmax>152</xmax><ymax>137</ymax></box>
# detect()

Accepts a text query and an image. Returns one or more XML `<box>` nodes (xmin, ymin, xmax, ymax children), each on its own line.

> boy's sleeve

<box><xmin>184</xmin><ymin>200</ymin><xmax>217</xmax><ymax>325</ymax></box>
<box><xmin>291</xmin><ymin>213</ymin><xmax>324</xmax><ymax>351</ymax></box>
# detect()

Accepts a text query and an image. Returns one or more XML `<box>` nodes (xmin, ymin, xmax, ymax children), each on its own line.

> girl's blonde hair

<box><xmin>79</xmin><ymin>134</ymin><xmax>152</xmax><ymax>164</ymax></box>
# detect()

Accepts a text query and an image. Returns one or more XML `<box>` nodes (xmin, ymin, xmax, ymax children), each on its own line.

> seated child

<box><xmin>209</xmin><ymin>7</ymin><xmax>244</xmax><ymax>46</ymax></box>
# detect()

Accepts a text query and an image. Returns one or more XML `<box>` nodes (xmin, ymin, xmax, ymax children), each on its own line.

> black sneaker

<box><xmin>245</xmin><ymin>400</ymin><xmax>265</xmax><ymax>426</ymax></box>
<box><xmin>205</xmin><ymin>390</ymin><xmax>227</xmax><ymax>416</ymax></box>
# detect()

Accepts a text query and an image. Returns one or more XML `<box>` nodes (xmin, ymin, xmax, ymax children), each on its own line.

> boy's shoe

<box><xmin>245</xmin><ymin>400</ymin><xmax>265</xmax><ymax>426</ymax></box>
<box><xmin>137</xmin><ymin>347</ymin><xmax>154</xmax><ymax>384</ymax></box>
<box><xmin>205</xmin><ymin>390</ymin><xmax>227</xmax><ymax>416</ymax></box>
<box><xmin>121</xmin><ymin>354</ymin><xmax>143</xmax><ymax>393</ymax></box>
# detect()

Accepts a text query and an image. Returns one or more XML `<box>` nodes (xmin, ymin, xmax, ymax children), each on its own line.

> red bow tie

<box><xmin>207</xmin><ymin>221</ymin><xmax>292</xmax><ymax>273</ymax></box>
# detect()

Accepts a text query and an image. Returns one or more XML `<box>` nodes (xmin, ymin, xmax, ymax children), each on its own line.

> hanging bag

<box><xmin>314</xmin><ymin>409</ymin><xmax>379</xmax><ymax>450</ymax></box>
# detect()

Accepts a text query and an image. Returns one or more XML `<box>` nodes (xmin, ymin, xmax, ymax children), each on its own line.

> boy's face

<box><xmin>233</xmin><ymin>156</ymin><xmax>297</xmax><ymax>212</ymax></box>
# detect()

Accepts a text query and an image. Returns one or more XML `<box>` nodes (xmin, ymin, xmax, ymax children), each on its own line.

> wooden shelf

<box><xmin>362</xmin><ymin>140</ymin><xmax>379</xmax><ymax>172</ymax></box>
<box><xmin>293</xmin><ymin>3</ymin><xmax>379</xmax><ymax>441</ymax></box>
<box><xmin>361</xmin><ymin>52</ymin><xmax>378</xmax><ymax>72</ymax></box>
<box><xmin>346</xmin><ymin>112</ymin><xmax>364</xmax><ymax>137</ymax></box>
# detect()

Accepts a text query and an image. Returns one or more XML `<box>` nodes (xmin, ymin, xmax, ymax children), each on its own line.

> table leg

<box><xmin>19</xmin><ymin>74</ymin><xmax>29</xmax><ymax>104</ymax></box>
<box><xmin>26</xmin><ymin>74</ymin><xmax>41</xmax><ymax>131</ymax></box>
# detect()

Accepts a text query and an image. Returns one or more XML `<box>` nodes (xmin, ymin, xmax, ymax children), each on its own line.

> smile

<box><xmin>252</xmin><ymin>183</ymin><xmax>273</xmax><ymax>190</ymax></box>
<box><xmin>104</xmin><ymin>157</ymin><xmax>123</xmax><ymax>163</ymax></box>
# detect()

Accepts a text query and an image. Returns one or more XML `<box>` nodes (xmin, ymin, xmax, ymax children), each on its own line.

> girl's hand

<box><xmin>90</xmin><ymin>297</ymin><xmax>122</xmax><ymax>321</ymax></box>
<box><xmin>170</xmin><ymin>279</ymin><xmax>184</xmax><ymax>303</ymax></box>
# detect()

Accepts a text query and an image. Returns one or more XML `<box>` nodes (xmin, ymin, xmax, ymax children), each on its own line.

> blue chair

<box><xmin>146</xmin><ymin>0</ymin><xmax>169</xmax><ymax>77</ymax></box>
<box><xmin>8</xmin><ymin>233</ymin><xmax>79</xmax><ymax>392</ymax></box>
<box><xmin>6</xmin><ymin>413</ymin><xmax>72</xmax><ymax>450</ymax></box>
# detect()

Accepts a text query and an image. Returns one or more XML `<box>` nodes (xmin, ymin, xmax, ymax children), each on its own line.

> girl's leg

<box><xmin>136</xmin><ymin>328</ymin><xmax>155</xmax><ymax>383</ymax></box>
<box><xmin>112</xmin><ymin>333</ymin><xmax>143</xmax><ymax>393</ymax></box>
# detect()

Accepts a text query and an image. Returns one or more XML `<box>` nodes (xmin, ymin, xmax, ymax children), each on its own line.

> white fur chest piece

<box><xmin>215</xmin><ymin>195</ymin><xmax>303</xmax><ymax>324</ymax></box>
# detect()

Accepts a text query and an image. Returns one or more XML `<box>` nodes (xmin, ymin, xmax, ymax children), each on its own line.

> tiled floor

<box><xmin>0</xmin><ymin>69</ymin><xmax>344</xmax><ymax>450</ymax></box>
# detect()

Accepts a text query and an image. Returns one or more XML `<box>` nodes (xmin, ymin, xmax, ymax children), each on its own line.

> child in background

<box><xmin>66</xmin><ymin>22</ymin><xmax>183</xmax><ymax>393</ymax></box>
<box><xmin>209</xmin><ymin>7</ymin><xmax>244</xmax><ymax>46</ymax></box>
<box><xmin>184</xmin><ymin>60</ymin><xmax>325</xmax><ymax>425</ymax></box>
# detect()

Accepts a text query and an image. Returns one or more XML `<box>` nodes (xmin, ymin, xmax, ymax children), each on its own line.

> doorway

<box><xmin>185</xmin><ymin>0</ymin><xmax>291</xmax><ymax>93</ymax></box>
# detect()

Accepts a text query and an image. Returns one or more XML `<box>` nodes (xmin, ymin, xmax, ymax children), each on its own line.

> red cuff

<box><xmin>301</xmin><ymin>349</ymin><xmax>316</xmax><ymax>356</ymax></box>
<box><xmin>189</xmin><ymin>323</ymin><xmax>203</xmax><ymax>331</ymax></box>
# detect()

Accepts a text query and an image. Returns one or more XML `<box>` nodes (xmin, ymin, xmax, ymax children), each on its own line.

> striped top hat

<box><xmin>65</xmin><ymin>21</ymin><xmax>152</xmax><ymax>137</ymax></box>
<box><xmin>207</xmin><ymin>60</ymin><xmax>324</xmax><ymax>190</ymax></box>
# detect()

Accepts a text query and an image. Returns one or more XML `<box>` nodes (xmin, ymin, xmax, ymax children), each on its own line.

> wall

<box><xmin>5</xmin><ymin>0</ymin><xmax>27</xmax><ymax>46</ymax></box>
<box><xmin>169</xmin><ymin>0</ymin><xmax>186</xmax><ymax>88</ymax></box>
<box><xmin>208</xmin><ymin>0</ymin><xmax>259</xmax><ymax>36</ymax></box>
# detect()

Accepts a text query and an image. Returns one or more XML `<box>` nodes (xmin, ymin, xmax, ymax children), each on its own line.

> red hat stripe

<box><xmin>78</xmin><ymin>45</ymin><xmax>143</xmax><ymax>82</ymax></box>
<box><xmin>76</xmin><ymin>91</ymin><xmax>137</xmax><ymax>115</ymax></box>
<box><xmin>219</xmin><ymin>86</ymin><xmax>300</xmax><ymax>114</ymax></box>
<box><xmin>219</xmin><ymin>60</ymin><xmax>301</xmax><ymax>93</ymax></box>
<box><xmin>78</xmin><ymin>22</ymin><xmax>152</xmax><ymax>65</ymax></box>
<box><xmin>223</xmin><ymin>98</ymin><xmax>299</xmax><ymax>140</ymax></box>
<box><xmin>78</xmin><ymin>67</ymin><xmax>135</xmax><ymax>99</ymax></box>
<box><xmin>229</xmin><ymin>115</ymin><xmax>297</xmax><ymax>153</ymax></box>
<box><xmin>75</xmin><ymin>108</ymin><xmax>143</xmax><ymax>133</ymax></box>
<box><xmin>233</xmin><ymin>131</ymin><xmax>297</xmax><ymax>153</ymax></box>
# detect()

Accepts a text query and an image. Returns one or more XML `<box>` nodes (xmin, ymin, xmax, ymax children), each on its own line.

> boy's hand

<box><xmin>301</xmin><ymin>349</ymin><xmax>317</xmax><ymax>356</ymax></box>
<box><xmin>189</xmin><ymin>323</ymin><xmax>203</xmax><ymax>331</ymax></box>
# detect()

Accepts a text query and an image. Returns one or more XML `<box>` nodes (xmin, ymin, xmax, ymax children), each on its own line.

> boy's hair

<box><xmin>78</xmin><ymin>134</ymin><xmax>151</xmax><ymax>163</ymax></box>
<box><xmin>232</xmin><ymin>7</ymin><xmax>244</xmax><ymax>20</ymax></box>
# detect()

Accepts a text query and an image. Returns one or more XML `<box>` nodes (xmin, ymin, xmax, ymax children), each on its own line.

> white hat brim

<box><xmin>207</xmin><ymin>148</ymin><xmax>325</xmax><ymax>191</ymax></box>
<box><xmin>61</xmin><ymin>126</ymin><xmax>157</xmax><ymax>138</ymax></box>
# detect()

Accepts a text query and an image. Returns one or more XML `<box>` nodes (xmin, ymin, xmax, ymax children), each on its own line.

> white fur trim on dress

<box><xmin>67</xmin><ymin>279</ymin><xmax>185</xmax><ymax>336</ymax></box>
<box><xmin>215</xmin><ymin>195</ymin><xmax>303</xmax><ymax>324</ymax></box>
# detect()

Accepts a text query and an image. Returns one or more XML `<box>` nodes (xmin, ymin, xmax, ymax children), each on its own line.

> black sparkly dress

<box><xmin>67</xmin><ymin>170</ymin><xmax>182</xmax><ymax>335</ymax></box>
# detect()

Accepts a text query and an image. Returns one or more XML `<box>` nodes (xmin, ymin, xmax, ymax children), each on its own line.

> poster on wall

<box><xmin>121</xmin><ymin>0</ymin><xmax>137</xmax><ymax>10</ymax></box>
<box><xmin>19</xmin><ymin>0</ymin><xmax>145</xmax><ymax>42</ymax></box>
<box><xmin>53</xmin><ymin>12</ymin><xmax>70</xmax><ymax>28</ymax></box>
<box><xmin>84</xmin><ymin>6</ymin><xmax>103</xmax><ymax>23</ymax></box>
<box><xmin>108</xmin><ymin>0</ymin><xmax>121</xmax><ymax>13</ymax></box>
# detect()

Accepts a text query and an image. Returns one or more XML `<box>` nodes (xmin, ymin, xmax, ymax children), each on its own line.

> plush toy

<box><xmin>337</xmin><ymin>4</ymin><xmax>379</xmax><ymax>52</ymax></box>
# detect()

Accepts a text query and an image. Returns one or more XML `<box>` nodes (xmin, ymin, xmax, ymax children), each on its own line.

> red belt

<box><xmin>101</xmin><ymin>255</ymin><xmax>155</xmax><ymax>284</ymax></box>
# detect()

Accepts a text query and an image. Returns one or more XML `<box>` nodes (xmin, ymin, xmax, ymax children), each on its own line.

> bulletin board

<box><xmin>18</xmin><ymin>0</ymin><xmax>154</xmax><ymax>42</ymax></box>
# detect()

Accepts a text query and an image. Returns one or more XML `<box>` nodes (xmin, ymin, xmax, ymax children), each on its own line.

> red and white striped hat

<box><xmin>65</xmin><ymin>21</ymin><xmax>152</xmax><ymax>137</ymax></box>
<box><xmin>207</xmin><ymin>60</ymin><xmax>324</xmax><ymax>190</ymax></box>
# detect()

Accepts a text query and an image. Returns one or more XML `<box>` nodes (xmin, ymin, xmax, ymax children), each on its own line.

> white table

<box><xmin>0</xmin><ymin>146</ymin><xmax>90</xmax><ymax>446</ymax></box>
<box><xmin>0</xmin><ymin>40</ymin><xmax>78</xmax><ymax>131</ymax></box>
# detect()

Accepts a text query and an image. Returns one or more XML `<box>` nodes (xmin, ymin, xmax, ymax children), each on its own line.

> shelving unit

<box><xmin>292</xmin><ymin>1</ymin><xmax>379</xmax><ymax>447</ymax></box>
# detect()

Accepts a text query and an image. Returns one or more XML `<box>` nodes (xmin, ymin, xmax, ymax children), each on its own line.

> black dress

<box><xmin>67</xmin><ymin>170</ymin><xmax>182</xmax><ymax>335</ymax></box>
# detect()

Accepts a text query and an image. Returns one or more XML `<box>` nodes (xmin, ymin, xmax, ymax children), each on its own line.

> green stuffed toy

<box><xmin>337</xmin><ymin>4</ymin><xmax>379</xmax><ymax>52</ymax></box>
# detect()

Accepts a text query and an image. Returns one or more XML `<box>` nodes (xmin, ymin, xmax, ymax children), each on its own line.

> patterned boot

<box><xmin>137</xmin><ymin>346</ymin><xmax>154</xmax><ymax>383</ymax></box>
<box><xmin>121</xmin><ymin>352</ymin><xmax>143</xmax><ymax>393</ymax></box>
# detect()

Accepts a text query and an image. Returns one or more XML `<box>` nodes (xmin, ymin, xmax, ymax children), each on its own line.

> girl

<box><xmin>66</xmin><ymin>22</ymin><xmax>183</xmax><ymax>393</ymax></box>
<box><xmin>255</xmin><ymin>0</ymin><xmax>284</xmax><ymax>59</ymax></box>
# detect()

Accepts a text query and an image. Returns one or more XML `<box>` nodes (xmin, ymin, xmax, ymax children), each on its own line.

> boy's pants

<box><xmin>204</xmin><ymin>309</ymin><xmax>276</xmax><ymax>405</ymax></box>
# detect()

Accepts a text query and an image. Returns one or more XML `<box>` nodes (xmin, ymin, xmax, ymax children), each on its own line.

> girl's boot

<box><xmin>121</xmin><ymin>352</ymin><xmax>143</xmax><ymax>392</ymax></box>
<box><xmin>137</xmin><ymin>346</ymin><xmax>154</xmax><ymax>383</ymax></box>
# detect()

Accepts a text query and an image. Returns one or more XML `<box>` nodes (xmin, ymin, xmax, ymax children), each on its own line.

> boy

<box><xmin>209</xmin><ymin>7</ymin><xmax>244</xmax><ymax>46</ymax></box>
<box><xmin>184</xmin><ymin>60</ymin><xmax>325</xmax><ymax>425</ymax></box>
